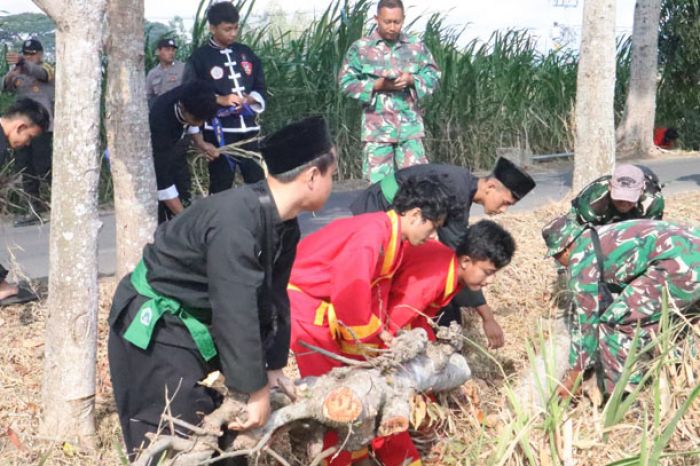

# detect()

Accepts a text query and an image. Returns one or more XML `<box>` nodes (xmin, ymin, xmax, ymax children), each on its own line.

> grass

<box><xmin>0</xmin><ymin>193</ymin><xmax>699</xmax><ymax>464</ymax></box>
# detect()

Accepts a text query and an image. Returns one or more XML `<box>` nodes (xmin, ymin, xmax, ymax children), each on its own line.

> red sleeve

<box><xmin>653</xmin><ymin>128</ymin><xmax>666</xmax><ymax>146</ymax></box>
<box><xmin>388</xmin><ymin>278</ymin><xmax>446</xmax><ymax>333</ymax></box>
<box><xmin>329</xmin><ymin>222</ymin><xmax>388</xmax><ymax>341</ymax></box>
<box><xmin>386</xmin><ymin>243</ymin><xmax>458</xmax><ymax>334</ymax></box>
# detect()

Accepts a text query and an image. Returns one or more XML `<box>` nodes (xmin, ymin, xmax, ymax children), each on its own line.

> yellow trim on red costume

<box><xmin>443</xmin><ymin>255</ymin><xmax>458</xmax><ymax>300</ymax></box>
<box><xmin>290</xmin><ymin>211</ymin><xmax>399</xmax><ymax>344</ymax></box>
<box><xmin>321</xmin><ymin>447</ymin><xmax>370</xmax><ymax>466</ymax></box>
<box><xmin>337</xmin><ymin>314</ymin><xmax>383</xmax><ymax>341</ymax></box>
<box><xmin>350</xmin><ymin>447</ymin><xmax>370</xmax><ymax>460</ymax></box>
<box><xmin>340</xmin><ymin>340</ymin><xmax>380</xmax><ymax>356</ymax></box>
<box><xmin>427</xmin><ymin>256</ymin><xmax>459</xmax><ymax>308</ymax></box>
<box><xmin>289</xmin><ymin>284</ymin><xmax>382</xmax><ymax>341</ymax></box>
<box><xmin>380</xmin><ymin>210</ymin><xmax>401</xmax><ymax>277</ymax></box>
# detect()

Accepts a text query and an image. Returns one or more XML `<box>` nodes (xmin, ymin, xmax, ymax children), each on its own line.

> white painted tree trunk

<box><xmin>33</xmin><ymin>0</ymin><xmax>107</xmax><ymax>447</ymax></box>
<box><xmin>616</xmin><ymin>0</ymin><xmax>662</xmax><ymax>158</ymax></box>
<box><xmin>573</xmin><ymin>0</ymin><xmax>617</xmax><ymax>192</ymax></box>
<box><xmin>106</xmin><ymin>0</ymin><xmax>157</xmax><ymax>280</ymax></box>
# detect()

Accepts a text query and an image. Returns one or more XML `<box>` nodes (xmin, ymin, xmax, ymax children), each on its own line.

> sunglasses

<box><xmin>22</xmin><ymin>51</ymin><xmax>39</xmax><ymax>56</ymax></box>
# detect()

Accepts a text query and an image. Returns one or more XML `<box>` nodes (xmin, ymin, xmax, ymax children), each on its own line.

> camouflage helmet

<box><xmin>541</xmin><ymin>213</ymin><xmax>585</xmax><ymax>257</ymax></box>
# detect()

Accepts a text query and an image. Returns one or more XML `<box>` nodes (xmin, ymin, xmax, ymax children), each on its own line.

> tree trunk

<box><xmin>106</xmin><ymin>0</ymin><xmax>157</xmax><ymax>281</ymax></box>
<box><xmin>573</xmin><ymin>0</ymin><xmax>617</xmax><ymax>192</ymax></box>
<box><xmin>616</xmin><ymin>0</ymin><xmax>663</xmax><ymax>158</ymax></box>
<box><xmin>33</xmin><ymin>0</ymin><xmax>108</xmax><ymax>448</ymax></box>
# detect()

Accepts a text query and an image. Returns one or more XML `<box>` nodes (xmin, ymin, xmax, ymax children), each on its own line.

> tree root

<box><xmin>133</xmin><ymin>324</ymin><xmax>471</xmax><ymax>465</ymax></box>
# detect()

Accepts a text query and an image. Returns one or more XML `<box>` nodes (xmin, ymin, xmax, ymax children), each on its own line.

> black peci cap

<box><xmin>261</xmin><ymin>116</ymin><xmax>333</xmax><ymax>175</ymax></box>
<box><xmin>21</xmin><ymin>39</ymin><xmax>43</xmax><ymax>54</ymax></box>
<box><xmin>492</xmin><ymin>157</ymin><xmax>536</xmax><ymax>200</ymax></box>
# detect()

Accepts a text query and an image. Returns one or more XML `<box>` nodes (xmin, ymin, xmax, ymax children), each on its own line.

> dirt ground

<box><xmin>1</xmin><ymin>191</ymin><xmax>699</xmax><ymax>465</ymax></box>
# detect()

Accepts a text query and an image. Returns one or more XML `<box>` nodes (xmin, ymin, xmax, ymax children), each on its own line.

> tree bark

<box><xmin>33</xmin><ymin>0</ymin><xmax>108</xmax><ymax>448</ymax></box>
<box><xmin>573</xmin><ymin>0</ymin><xmax>617</xmax><ymax>192</ymax></box>
<box><xmin>106</xmin><ymin>0</ymin><xmax>157</xmax><ymax>281</ymax></box>
<box><xmin>616</xmin><ymin>0</ymin><xmax>663</xmax><ymax>158</ymax></box>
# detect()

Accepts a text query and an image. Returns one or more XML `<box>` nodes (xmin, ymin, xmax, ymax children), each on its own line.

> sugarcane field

<box><xmin>0</xmin><ymin>0</ymin><xmax>699</xmax><ymax>465</ymax></box>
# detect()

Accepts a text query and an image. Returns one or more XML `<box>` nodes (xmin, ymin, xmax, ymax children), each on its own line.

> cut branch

<box><xmin>133</xmin><ymin>324</ymin><xmax>472</xmax><ymax>466</ymax></box>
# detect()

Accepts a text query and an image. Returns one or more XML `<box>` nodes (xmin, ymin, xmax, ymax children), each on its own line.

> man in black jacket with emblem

<box><xmin>184</xmin><ymin>1</ymin><xmax>267</xmax><ymax>192</ymax></box>
<box><xmin>108</xmin><ymin>116</ymin><xmax>337</xmax><ymax>461</ymax></box>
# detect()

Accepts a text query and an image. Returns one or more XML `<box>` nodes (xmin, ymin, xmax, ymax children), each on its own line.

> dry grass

<box><xmin>0</xmin><ymin>192</ymin><xmax>699</xmax><ymax>465</ymax></box>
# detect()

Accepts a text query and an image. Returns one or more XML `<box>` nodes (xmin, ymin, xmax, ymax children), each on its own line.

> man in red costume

<box><xmin>386</xmin><ymin>220</ymin><xmax>515</xmax><ymax>343</ymax></box>
<box><xmin>366</xmin><ymin>220</ymin><xmax>515</xmax><ymax>466</ymax></box>
<box><xmin>289</xmin><ymin>176</ymin><xmax>454</xmax><ymax>465</ymax></box>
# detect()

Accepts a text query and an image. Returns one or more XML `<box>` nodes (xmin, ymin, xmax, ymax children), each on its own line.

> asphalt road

<box><xmin>2</xmin><ymin>156</ymin><xmax>699</xmax><ymax>279</ymax></box>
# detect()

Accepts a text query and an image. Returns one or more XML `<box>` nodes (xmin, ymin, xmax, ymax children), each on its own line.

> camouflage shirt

<box><xmin>571</xmin><ymin>175</ymin><xmax>664</xmax><ymax>225</ymax></box>
<box><xmin>2</xmin><ymin>61</ymin><xmax>55</xmax><ymax>131</ymax></box>
<box><xmin>567</xmin><ymin>220</ymin><xmax>700</xmax><ymax>369</ymax></box>
<box><xmin>338</xmin><ymin>30</ymin><xmax>440</xmax><ymax>143</ymax></box>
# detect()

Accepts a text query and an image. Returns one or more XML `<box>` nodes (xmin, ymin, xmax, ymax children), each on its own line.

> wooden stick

<box><xmin>299</xmin><ymin>340</ymin><xmax>373</xmax><ymax>367</ymax></box>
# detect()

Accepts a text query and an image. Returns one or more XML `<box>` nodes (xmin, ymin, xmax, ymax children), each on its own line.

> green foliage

<box><xmin>0</xmin><ymin>43</ymin><xmax>8</xmax><ymax>79</ymax></box>
<box><xmin>483</xmin><ymin>295</ymin><xmax>700</xmax><ymax>466</ymax></box>
<box><xmin>602</xmin><ymin>291</ymin><xmax>700</xmax><ymax>466</ymax></box>
<box><xmin>247</xmin><ymin>0</ymin><xmax>370</xmax><ymax>178</ymax></box>
<box><xmin>241</xmin><ymin>0</ymin><xmax>589</xmax><ymax>176</ymax></box>
<box><xmin>423</xmin><ymin>22</ymin><xmax>580</xmax><ymax>169</ymax></box>
<box><xmin>0</xmin><ymin>13</ymin><xmax>55</xmax><ymax>57</ymax></box>
<box><xmin>657</xmin><ymin>0</ymin><xmax>700</xmax><ymax>149</ymax></box>
<box><xmin>614</xmin><ymin>36</ymin><xmax>632</xmax><ymax>125</ymax></box>
<box><xmin>4</xmin><ymin>0</ymin><xmax>698</xmax><ymax>181</ymax></box>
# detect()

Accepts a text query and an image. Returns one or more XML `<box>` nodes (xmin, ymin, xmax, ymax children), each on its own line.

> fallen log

<box><xmin>133</xmin><ymin>323</ymin><xmax>472</xmax><ymax>466</ymax></box>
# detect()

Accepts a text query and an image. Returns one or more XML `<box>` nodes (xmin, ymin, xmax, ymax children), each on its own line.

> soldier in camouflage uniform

<box><xmin>570</xmin><ymin>164</ymin><xmax>664</xmax><ymax>226</ymax></box>
<box><xmin>542</xmin><ymin>215</ymin><xmax>700</xmax><ymax>396</ymax></box>
<box><xmin>338</xmin><ymin>0</ymin><xmax>440</xmax><ymax>183</ymax></box>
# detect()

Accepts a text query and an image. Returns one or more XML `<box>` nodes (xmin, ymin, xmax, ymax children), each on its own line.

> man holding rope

<box><xmin>149</xmin><ymin>80</ymin><xmax>220</xmax><ymax>222</ymax></box>
<box><xmin>184</xmin><ymin>1</ymin><xmax>267</xmax><ymax>192</ymax></box>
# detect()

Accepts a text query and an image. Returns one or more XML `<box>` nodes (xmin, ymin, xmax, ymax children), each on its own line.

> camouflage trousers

<box><xmin>362</xmin><ymin>139</ymin><xmax>428</xmax><ymax>183</ymax></box>
<box><xmin>570</xmin><ymin>259</ymin><xmax>700</xmax><ymax>393</ymax></box>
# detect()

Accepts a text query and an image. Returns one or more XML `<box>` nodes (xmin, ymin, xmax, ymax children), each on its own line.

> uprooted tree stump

<box><xmin>133</xmin><ymin>323</ymin><xmax>472</xmax><ymax>466</ymax></box>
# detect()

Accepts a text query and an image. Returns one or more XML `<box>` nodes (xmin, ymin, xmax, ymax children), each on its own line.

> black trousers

<box><xmin>14</xmin><ymin>131</ymin><xmax>52</xmax><ymax>207</ymax></box>
<box><xmin>158</xmin><ymin>137</ymin><xmax>192</xmax><ymax>224</ymax></box>
<box><xmin>108</xmin><ymin>285</ymin><xmax>245</xmax><ymax>464</ymax></box>
<box><xmin>203</xmin><ymin>131</ymin><xmax>264</xmax><ymax>194</ymax></box>
<box><xmin>435</xmin><ymin>288</ymin><xmax>486</xmax><ymax>327</ymax></box>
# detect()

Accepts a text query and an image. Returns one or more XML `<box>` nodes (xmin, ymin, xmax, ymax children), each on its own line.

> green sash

<box><xmin>123</xmin><ymin>260</ymin><xmax>217</xmax><ymax>361</ymax></box>
<box><xmin>379</xmin><ymin>173</ymin><xmax>400</xmax><ymax>203</ymax></box>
